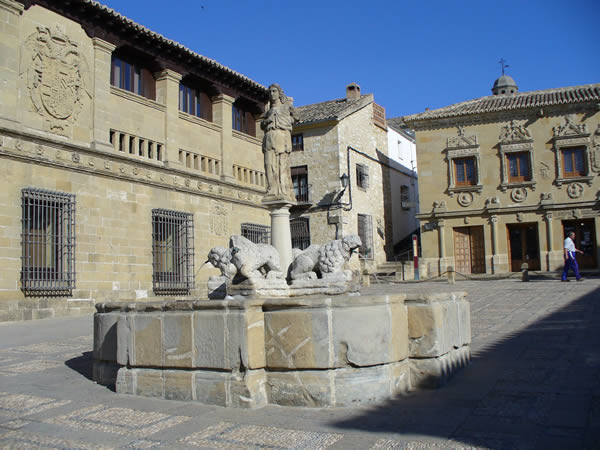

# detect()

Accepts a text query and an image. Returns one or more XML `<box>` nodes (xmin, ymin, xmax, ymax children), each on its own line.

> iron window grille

<box><xmin>356</xmin><ymin>163</ymin><xmax>370</xmax><ymax>189</ymax></box>
<box><xmin>152</xmin><ymin>209</ymin><xmax>194</xmax><ymax>295</ymax></box>
<box><xmin>357</xmin><ymin>213</ymin><xmax>374</xmax><ymax>259</ymax></box>
<box><xmin>291</xmin><ymin>217</ymin><xmax>311</xmax><ymax>250</ymax></box>
<box><xmin>21</xmin><ymin>188</ymin><xmax>76</xmax><ymax>296</ymax></box>
<box><xmin>292</xmin><ymin>134</ymin><xmax>304</xmax><ymax>152</ymax></box>
<box><xmin>291</xmin><ymin>166</ymin><xmax>310</xmax><ymax>202</ymax></box>
<box><xmin>241</xmin><ymin>223</ymin><xmax>270</xmax><ymax>244</ymax></box>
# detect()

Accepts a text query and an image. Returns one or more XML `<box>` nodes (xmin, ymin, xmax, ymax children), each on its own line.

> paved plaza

<box><xmin>0</xmin><ymin>278</ymin><xmax>598</xmax><ymax>449</ymax></box>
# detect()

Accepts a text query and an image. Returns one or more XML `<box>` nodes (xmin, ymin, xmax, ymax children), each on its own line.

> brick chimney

<box><xmin>346</xmin><ymin>82</ymin><xmax>361</xmax><ymax>101</ymax></box>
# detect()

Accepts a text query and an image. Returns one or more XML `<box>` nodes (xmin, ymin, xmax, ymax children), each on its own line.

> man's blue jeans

<box><xmin>561</xmin><ymin>251</ymin><xmax>581</xmax><ymax>280</ymax></box>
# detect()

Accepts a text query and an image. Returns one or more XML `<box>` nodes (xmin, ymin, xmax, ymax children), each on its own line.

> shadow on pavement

<box><xmin>65</xmin><ymin>351</ymin><xmax>93</xmax><ymax>381</ymax></box>
<box><xmin>330</xmin><ymin>285</ymin><xmax>600</xmax><ymax>449</ymax></box>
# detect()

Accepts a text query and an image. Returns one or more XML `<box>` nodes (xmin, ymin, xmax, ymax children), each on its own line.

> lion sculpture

<box><xmin>207</xmin><ymin>235</ymin><xmax>283</xmax><ymax>281</ymax></box>
<box><xmin>290</xmin><ymin>234</ymin><xmax>362</xmax><ymax>281</ymax></box>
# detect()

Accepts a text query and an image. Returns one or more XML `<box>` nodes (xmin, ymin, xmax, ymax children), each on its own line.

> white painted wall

<box><xmin>387</xmin><ymin>126</ymin><xmax>419</xmax><ymax>249</ymax></box>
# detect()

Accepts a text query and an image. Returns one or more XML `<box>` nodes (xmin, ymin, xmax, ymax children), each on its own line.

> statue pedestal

<box><xmin>263</xmin><ymin>198</ymin><xmax>295</xmax><ymax>276</ymax></box>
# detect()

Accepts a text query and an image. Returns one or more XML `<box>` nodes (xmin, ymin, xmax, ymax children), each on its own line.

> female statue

<box><xmin>261</xmin><ymin>83</ymin><xmax>297</xmax><ymax>202</ymax></box>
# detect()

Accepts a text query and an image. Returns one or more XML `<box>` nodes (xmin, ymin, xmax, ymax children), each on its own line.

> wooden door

<box><xmin>469</xmin><ymin>226</ymin><xmax>486</xmax><ymax>273</ymax></box>
<box><xmin>454</xmin><ymin>228</ymin><xmax>471</xmax><ymax>274</ymax></box>
<box><xmin>507</xmin><ymin>223</ymin><xmax>540</xmax><ymax>272</ymax></box>
<box><xmin>562</xmin><ymin>220</ymin><xmax>597</xmax><ymax>269</ymax></box>
<box><xmin>453</xmin><ymin>226</ymin><xmax>485</xmax><ymax>274</ymax></box>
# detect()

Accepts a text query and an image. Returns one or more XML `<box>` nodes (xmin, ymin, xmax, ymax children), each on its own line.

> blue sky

<box><xmin>101</xmin><ymin>0</ymin><xmax>599</xmax><ymax>118</ymax></box>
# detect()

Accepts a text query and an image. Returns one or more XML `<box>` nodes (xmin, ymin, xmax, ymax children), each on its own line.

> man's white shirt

<box><xmin>564</xmin><ymin>237</ymin><xmax>576</xmax><ymax>252</ymax></box>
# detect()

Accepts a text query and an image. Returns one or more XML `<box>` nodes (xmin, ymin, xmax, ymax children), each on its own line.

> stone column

<box><xmin>264</xmin><ymin>200</ymin><xmax>294</xmax><ymax>274</ymax></box>
<box><xmin>91</xmin><ymin>38</ymin><xmax>116</xmax><ymax>152</ymax></box>
<box><xmin>545</xmin><ymin>212</ymin><xmax>553</xmax><ymax>271</ymax></box>
<box><xmin>0</xmin><ymin>0</ymin><xmax>23</xmax><ymax>123</ymax></box>
<box><xmin>490</xmin><ymin>215</ymin><xmax>499</xmax><ymax>273</ymax></box>
<box><xmin>437</xmin><ymin>219</ymin><xmax>446</xmax><ymax>275</ymax></box>
<box><xmin>212</xmin><ymin>93</ymin><xmax>236</xmax><ymax>183</ymax></box>
<box><xmin>155</xmin><ymin>69</ymin><xmax>182</xmax><ymax>165</ymax></box>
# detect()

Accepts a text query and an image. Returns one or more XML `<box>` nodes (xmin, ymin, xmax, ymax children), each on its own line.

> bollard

<box><xmin>362</xmin><ymin>269</ymin><xmax>371</xmax><ymax>287</ymax></box>
<box><xmin>447</xmin><ymin>266</ymin><xmax>456</xmax><ymax>284</ymax></box>
<box><xmin>521</xmin><ymin>262</ymin><xmax>529</xmax><ymax>282</ymax></box>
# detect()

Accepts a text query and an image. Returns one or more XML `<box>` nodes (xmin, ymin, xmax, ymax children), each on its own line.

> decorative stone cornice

<box><xmin>155</xmin><ymin>69</ymin><xmax>182</xmax><ymax>83</ymax></box>
<box><xmin>92</xmin><ymin>37</ymin><xmax>116</xmax><ymax>54</ymax></box>
<box><xmin>0</xmin><ymin>0</ymin><xmax>24</xmax><ymax>15</ymax></box>
<box><xmin>0</xmin><ymin>128</ymin><xmax>267</xmax><ymax>208</ymax></box>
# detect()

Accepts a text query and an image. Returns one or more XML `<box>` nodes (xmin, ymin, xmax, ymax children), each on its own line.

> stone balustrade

<box><xmin>232</xmin><ymin>164</ymin><xmax>265</xmax><ymax>188</ymax></box>
<box><xmin>109</xmin><ymin>129</ymin><xmax>164</xmax><ymax>162</ymax></box>
<box><xmin>178</xmin><ymin>149</ymin><xmax>220</xmax><ymax>176</ymax></box>
<box><xmin>93</xmin><ymin>291</ymin><xmax>471</xmax><ymax>408</ymax></box>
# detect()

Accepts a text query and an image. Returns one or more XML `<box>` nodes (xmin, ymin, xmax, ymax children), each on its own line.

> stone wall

<box><xmin>93</xmin><ymin>291</ymin><xmax>471</xmax><ymax>408</ymax></box>
<box><xmin>289</xmin><ymin>102</ymin><xmax>392</xmax><ymax>273</ymax></box>
<box><xmin>0</xmin><ymin>1</ymin><xmax>271</xmax><ymax>321</ymax></box>
<box><xmin>414</xmin><ymin>108</ymin><xmax>600</xmax><ymax>277</ymax></box>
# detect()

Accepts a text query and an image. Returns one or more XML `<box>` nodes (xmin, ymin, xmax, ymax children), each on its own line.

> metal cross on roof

<box><xmin>499</xmin><ymin>58</ymin><xmax>509</xmax><ymax>75</ymax></box>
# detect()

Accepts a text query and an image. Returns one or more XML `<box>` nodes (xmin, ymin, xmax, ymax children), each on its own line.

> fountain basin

<box><xmin>93</xmin><ymin>291</ymin><xmax>471</xmax><ymax>407</ymax></box>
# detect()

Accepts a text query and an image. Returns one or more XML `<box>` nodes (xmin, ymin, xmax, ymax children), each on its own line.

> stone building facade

<box><xmin>404</xmin><ymin>77</ymin><xmax>600</xmax><ymax>277</ymax></box>
<box><xmin>0</xmin><ymin>0</ymin><xmax>271</xmax><ymax>321</ymax></box>
<box><xmin>288</xmin><ymin>83</ymin><xmax>391</xmax><ymax>271</ymax></box>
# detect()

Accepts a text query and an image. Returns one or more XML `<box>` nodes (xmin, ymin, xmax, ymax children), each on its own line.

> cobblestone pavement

<box><xmin>0</xmin><ymin>277</ymin><xmax>598</xmax><ymax>449</ymax></box>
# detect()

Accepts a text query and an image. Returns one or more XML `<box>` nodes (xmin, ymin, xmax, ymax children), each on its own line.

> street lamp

<box><xmin>340</xmin><ymin>173</ymin><xmax>349</xmax><ymax>189</ymax></box>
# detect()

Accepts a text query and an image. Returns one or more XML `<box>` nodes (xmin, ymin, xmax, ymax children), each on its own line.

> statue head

<box><xmin>342</xmin><ymin>234</ymin><xmax>362</xmax><ymax>254</ymax></box>
<box><xmin>268</xmin><ymin>83</ymin><xmax>288</xmax><ymax>105</ymax></box>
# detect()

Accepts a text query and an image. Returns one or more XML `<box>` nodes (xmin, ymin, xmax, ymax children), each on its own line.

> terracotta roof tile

<box><xmin>81</xmin><ymin>0</ymin><xmax>267</xmax><ymax>95</ymax></box>
<box><xmin>403</xmin><ymin>83</ymin><xmax>600</xmax><ymax>124</ymax></box>
<box><xmin>294</xmin><ymin>95</ymin><xmax>372</xmax><ymax>125</ymax></box>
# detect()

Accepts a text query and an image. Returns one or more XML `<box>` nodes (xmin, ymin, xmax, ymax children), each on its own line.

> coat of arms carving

<box><xmin>21</xmin><ymin>24</ymin><xmax>91</xmax><ymax>136</ymax></box>
<box><xmin>499</xmin><ymin>120</ymin><xmax>531</xmax><ymax>143</ymax></box>
<box><xmin>591</xmin><ymin>125</ymin><xmax>600</xmax><ymax>173</ymax></box>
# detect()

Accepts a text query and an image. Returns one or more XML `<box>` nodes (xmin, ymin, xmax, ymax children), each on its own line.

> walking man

<box><xmin>561</xmin><ymin>231</ymin><xmax>584</xmax><ymax>282</ymax></box>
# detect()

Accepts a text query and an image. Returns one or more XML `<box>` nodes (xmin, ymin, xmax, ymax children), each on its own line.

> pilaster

<box><xmin>437</xmin><ymin>219</ymin><xmax>446</xmax><ymax>274</ymax></box>
<box><xmin>0</xmin><ymin>0</ymin><xmax>24</xmax><ymax>122</ymax></box>
<box><xmin>489</xmin><ymin>215</ymin><xmax>499</xmax><ymax>273</ymax></box>
<box><xmin>91</xmin><ymin>38</ymin><xmax>116</xmax><ymax>152</ymax></box>
<box><xmin>212</xmin><ymin>94</ymin><xmax>236</xmax><ymax>182</ymax></box>
<box><xmin>544</xmin><ymin>212</ymin><xmax>554</xmax><ymax>271</ymax></box>
<box><xmin>155</xmin><ymin>69</ymin><xmax>182</xmax><ymax>165</ymax></box>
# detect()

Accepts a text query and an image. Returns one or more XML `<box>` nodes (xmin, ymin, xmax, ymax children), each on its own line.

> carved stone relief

<box><xmin>432</xmin><ymin>200</ymin><xmax>447</xmax><ymax>212</ymax></box>
<box><xmin>210</xmin><ymin>200</ymin><xmax>230</xmax><ymax>236</ymax></box>
<box><xmin>511</xmin><ymin>188</ymin><xmax>527</xmax><ymax>203</ymax></box>
<box><xmin>591</xmin><ymin>125</ymin><xmax>600</xmax><ymax>173</ymax></box>
<box><xmin>71</xmin><ymin>153</ymin><xmax>80</xmax><ymax>163</ymax></box>
<box><xmin>485</xmin><ymin>196</ymin><xmax>500</xmax><ymax>208</ymax></box>
<box><xmin>553</xmin><ymin>114</ymin><xmax>588</xmax><ymax>137</ymax></box>
<box><xmin>567</xmin><ymin>182</ymin><xmax>584</xmax><ymax>199</ymax></box>
<box><xmin>457</xmin><ymin>192</ymin><xmax>473</xmax><ymax>207</ymax></box>
<box><xmin>540</xmin><ymin>192</ymin><xmax>553</xmax><ymax>204</ymax></box>
<box><xmin>539</xmin><ymin>161</ymin><xmax>551</xmax><ymax>179</ymax></box>
<box><xmin>447</xmin><ymin>125</ymin><xmax>478</xmax><ymax>148</ymax></box>
<box><xmin>516</xmin><ymin>213</ymin><xmax>524</xmax><ymax>222</ymax></box>
<box><xmin>499</xmin><ymin>120</ymin><xmax>531</xmax><ymax>143</ymax></box>
<box><xmin>21</xmin><ymin>24</ymin><xmax>91</xmax><ymax>136</ymax></box>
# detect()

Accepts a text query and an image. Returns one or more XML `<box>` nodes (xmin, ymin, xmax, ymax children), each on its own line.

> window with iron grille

<box><xmin>241</xmin><ymin>223</ymin><xmax>270</xmax><ymax>244</ymax></box>
<box><xmin>152</xmin><ymin>209</ymin><xmax>194</xmax><ymax>295</ymax></box>
<box><xmin>357</xmin><ymin>214</ymin><xmax>373</xmax><ymax>259</ymax></box>
<box><xmin>21</xmin><ymin>188</ymin><xmax>76</xmax><ymax>296</ymax></box>
<box><xmin>290</xmin><ymin>217</ymin><xmax>311</xmax><ymax>250</ymax></box>
<box><xmin>356</xmin><ymin>163</ymin><xmax>369</xmax><ymax>189</ymax></box>
<box><xmin>291</xmin><ymin>166</ymin><xmax>309</xmax><ymax>202</ymax></box>
<box><xmin>292</xmin><ymin>134</ymin><xmax>304</xmax><ymax>152</ymax></box>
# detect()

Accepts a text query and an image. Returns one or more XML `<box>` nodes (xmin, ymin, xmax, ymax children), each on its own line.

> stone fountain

<box><xmin>92</xmin><ymin>84</ymin><xmax>471</xmax><ymax>408</ymax></box>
